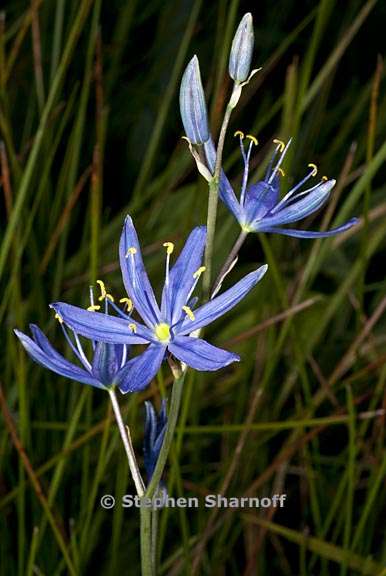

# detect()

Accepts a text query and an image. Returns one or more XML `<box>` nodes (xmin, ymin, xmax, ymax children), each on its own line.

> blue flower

<box><xmin>143</xmin><ymin>400</ymin><xmax>167</xmax><ymax>482</ymax></box>
<box><xmin>15</xmin><ymin>313</ymin><xmax>132</xmax><ymax>391</ymax></box>
<box><xmin>51</xmin><ymin>216</ymin><xmax>268</xmax><ymax>393</ymax></box>
<box><xmin>204</xmin><ymin>135</ymin><xmax>358</xmax><ymax>238</ymax></box>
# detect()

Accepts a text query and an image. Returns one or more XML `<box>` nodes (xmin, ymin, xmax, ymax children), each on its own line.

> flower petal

<box><xmin>255</xmin><ymin>180</ymin><xmax>335</xmax><ymax>228</ymax></box>
<box><xmin>243</xmin><ymin>180</ymin><xmax>279</xmax><ymax>223</ymax></box>
<box><xmin>117</xmin><ymin>344</ymin><xmax>165</xmax><ymax>393</ymax></box>
<box><xmin>161</xmin><ymin>226</ymin><xmax>207</xmax><ymax>323</ymax></box>
<box><xmin>169</xmin><ymin>336</ymin><xmax>239</xmax><ymax>370</ymax></box>
<box><xmin>92</xmin><ymin>342</ymin><xmax>123</xmax><ymax>385</ymax></box>
<box><xmin>177</xmin><ymin>265</ymin><xmax>268</xmax><ymax>335</ymax></box>
<box><xmin>50</xmin><ymin>303</ymin><xmax>153</xmax><ymax>344</ymax></box>
<box><xmin>204</xmin><ymin>138</ymin><xmax>242</xmax><ymax>221</ymax></box>
<box><xmin>14</xmin><ymin>329</ymin><xmax>102</xmax><ymax>388</ymax></box>
<box><xmin>119</xmin><ymin>215</ymin><xmax>161</xmax><ymax>327</ymax></box>
<box><xmin>259</xmin><ymin>218</ymin><xmax>359</xmax><ymax>238</ymax></box>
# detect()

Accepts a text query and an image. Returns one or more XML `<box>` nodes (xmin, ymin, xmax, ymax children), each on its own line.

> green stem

<box><xmin>211</xmin><ymin>229</ymin><xmax>248</xmax><ymax>298</ymax></box>
<box><xmin>203</xmin><ymin>85</ymin><xmax>238</xmax><ymax>296</ymax></box>
<box><xmin>140</xmin><ymin>372</ymin><xmax>186</xmax><ymax>575</ymax></box>
<box><xmin>140</xmin><ymin>507</ymin><xmax>153</xmax><ymax>576</ymax></box>
<box><xmin>108</xmin><ymin>388</ymin><xmax>145</xmax><ymax>496</ymax></box>
<box><xmin>151</xmin><ymin>505</ymin><xmax>159</xmax><ymax>572</ymax></box>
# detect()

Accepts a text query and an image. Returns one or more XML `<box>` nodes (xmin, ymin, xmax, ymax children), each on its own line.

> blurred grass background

<box><xmin>1</xmin><ymin>0</ymin><xmax>386</xmax><ymax>574</ymax></box>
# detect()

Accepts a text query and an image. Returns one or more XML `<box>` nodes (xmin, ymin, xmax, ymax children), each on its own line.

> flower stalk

<box><xmin>108</xmin><ymin>388</ymin><xmax>145</xmax><ymax>496</ymax></box>
<box><xmin>211</xmin><ymin>229</ymin><xmax>248</xmax><ymax>298</ymax></box>
<box><xmin>203</xmin><ymin>84</ymin><xmax>239</xmax><ymax>296</ymax></box>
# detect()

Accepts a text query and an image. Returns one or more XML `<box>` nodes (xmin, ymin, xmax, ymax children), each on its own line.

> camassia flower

<box><xmin>204</xmin><ymin>135</ymin><xmax>358</xmax><ymax>238</ymax></box>
<box><xmin>14</xmin><ymin>310</ymin><xmax>130</xmax><ymax>391</ymax></box>
<box><xmin>51</xmin><ymin>216</ymin><xmax>268</xmax><ymax>393</ymax></box>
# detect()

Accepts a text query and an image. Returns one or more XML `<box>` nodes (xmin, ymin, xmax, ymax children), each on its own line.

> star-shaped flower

<box><xmin>204</xmin><ymin>135</ymin><xmax>358</xmax><ymax>238</ymax></box>
<box><xmin>51</xmin><ymin>216</ymin><xmax>268</xmax><ymax>393</ymax></box>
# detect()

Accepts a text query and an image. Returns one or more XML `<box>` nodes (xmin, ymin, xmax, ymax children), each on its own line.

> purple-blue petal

<box><xmin>204</xmin><ymin>138</ymin><xmax>242</xmax><ymax>221</ymax></box>
<box><xmin>119</xmin><ymin>215</ymin><xmax>161</xmax><ymax>327</ymax></box>
<box><xmin>176</xmin><ymin>265</ymin><xmax>268</xmax><ymax>335</ymax></box>
<box><xmin>14</xmin><ymin>329</ymin><xmax>102</xmax><ymax>388</ymax></box>
<box><xmin>243</xmin><ymin>180</ymin><xmax>279</xmax><ymax>222</ymax></box>
<box><xmin>259</xmin><ymin>218</ymin><xmax>359</xmax><ymax>238</ymax></box>
<box><xmin>117</xmin><ymin>344</ymin><xmax>165</xmax><ymax>393</ymax></box>
<box><xmin>50</xmin><ymin>302</ymin><xmax>153</xmax><ymax>344</ymax></box>
<box><xmin>161</xmin><ymin>226</ymin><xmax>207</xmax><ymax>324</ymax></box>
<box><xmin>169</xmin><ymin>336</ymin><xmax>240</xmax><ymax>371</ymax></box>
<box><xmin>255</xmin><ymin>180</ymin><xmax>335</xmax><ymax>229</ymax></box>
<box><xmin>30</xmin><ymin>324</ymin><xmax>72</xmax><ymax>364</ymax></box>
<box><xmin>91</xmin><ymin>342</ymin><xmax>123</xmax><ymax>385</ymax></box>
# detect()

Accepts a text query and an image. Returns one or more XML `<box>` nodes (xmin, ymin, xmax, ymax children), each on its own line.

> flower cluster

<box><xmin>15</xmin><ymin>12</ymin><xmax>359</xmax><ymax>508</ymax></box>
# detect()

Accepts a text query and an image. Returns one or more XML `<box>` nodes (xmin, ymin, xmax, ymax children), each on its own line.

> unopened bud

<box><xmin>179</xmin><ymin>55</ymin><xmax>210</xmax><ymax>144</ymax></box>
<box><xmin>229</xmin><ymin>13</ymin><xmax>254</xmax><ymax>83</ymax></box>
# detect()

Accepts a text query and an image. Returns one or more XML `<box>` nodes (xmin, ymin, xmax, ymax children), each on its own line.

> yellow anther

<box><xmin>182</xmin><ymin>305</ymin><xmax>195</xmax><ymax>321</ymax></box>
<box><xmin>246</xmin><ymin>134</ymin><xmax>258</xmax><ymax>146</ymax></box>
<box><xmin>87</xmin><ymin>305</ymin><xmax>101</xmax><ymax>312</ymax></box>
<box><xmin>96</xmin><ymin>279</ymin><xmax>114</xmax><ymax>302</ymax></box>
<box><xmin>120</xmin><ymin>297</ymin><xmax>133</xmax><ymax>312</ymax></box>
<box><xmin>128</xmin><ymin>323</ymin><xmax>137</xmax><ymax>333</ymax></box>
<box><xmin>234</xmin><ymin>130</ymin><xmax>245</xmax><ymax>139</ymax></box>
<box><xmin>308</xmin><ymin>163</ymin><xmax>318</xmax><ymax>176</ymax></box>
<box><xmin>278</xmin><ymin>168</ymin><xmax>285</xmax><ymax>177</ymax></box>
<box><xmin>125</xmin><ymin>246</ymin><xmax>137</xmax><ymax>258</ymax></box>
<box><xmin>54</xmin><ymin>313</ymin><xmax>63</xmax><ymax>324</ymax></box>
<box><xmin>322</xmin><ymin>175</ymin><xmax>328</xmax><ymax>181</ymax></box>
<box><xmin>273</xmin><ymin>139</ymin><xmax>285</xmax><ymax>152</ymax></box>
<box><xmin>163</xmin><ymin>242</ymin><xmax>175</xmax><ymax>255</ymax></box>
<box><xmin>96</xmin><ymin>279</ymin><xmax>106</xmax><ymax>300</ymax></box>
<box><xmin>193</xmin><ymin>266</ymin><xmax>206</xmax><ymax>279</ymax></box>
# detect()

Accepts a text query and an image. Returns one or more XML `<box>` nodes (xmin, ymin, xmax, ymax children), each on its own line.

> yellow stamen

<box><xmin>96</xmin><ymin>279</ymin><xmax>106</xmax><ymax>301</ymax></box>
<box><xmin>87</xmin><ymin>305</ymin><xmax>101</xmax><ymax>312</ymax></box>
<box><xmin>234</xmin><ymin>130</ymin><xmax>245</xmax><ymax>139</ymax></box>
<box><xmin>54</xmin><ymin>313</ymin><xmax>63</xmax><ymax>324</ymax></box>
<box><xmin>155</xmin><ymin>323</ymin><xmax>171</xmax><ymax>343</ymax></box>
<box><xmin>182</xmin><ymin>305</ymin><xmax>195</xmax><ymax>320</ymax></box>
<box><xmin>120</xmin><ymin>297</ymin><xmax>133</xmax><ymax>312</ymax></box>
<box><xmin>193</xmin><ymin>266</ymin><xmax>206</xmax><ymax>279</ymax></box>
<box><xmin>246</xmin><ymin>134</ymin><xmax>258</xmax><ymax>146</ymax></box>
<box><xmin>308</xmin><ymin>163</ymin><xmax>318</xmax><ymax>176</ymax></box>
<box><xmin>125</xmin><ymin>246</ymin><xmax>137</xmax><ymax>258</ymax></box>
<box><xmin>322</xmin><ymin>175</ymin><xmax>328</xmax><ymax>181</ymax></box>
<box><xmin>273</xmin><ymin>138</ymin><xmax>285</xmax><ymax>152</ymax></box>
<box><xmin>128</xmin><ymin>323</ymin><xmax>137</xmax><ymax>333</ymax></box>
<box><xmin>163</xmin><ymin>242</ymin><xmax>174</xmax><ymax>255</ymax></box>
<box><xmin>278</xmin><ymin>168</ymin><xmax>285</xmax><ymax>177</ymax></box>
<box><xmin>96</xmin><ymin>279</ymin><xmax>114</xmax><ymax>302</ymax></box>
